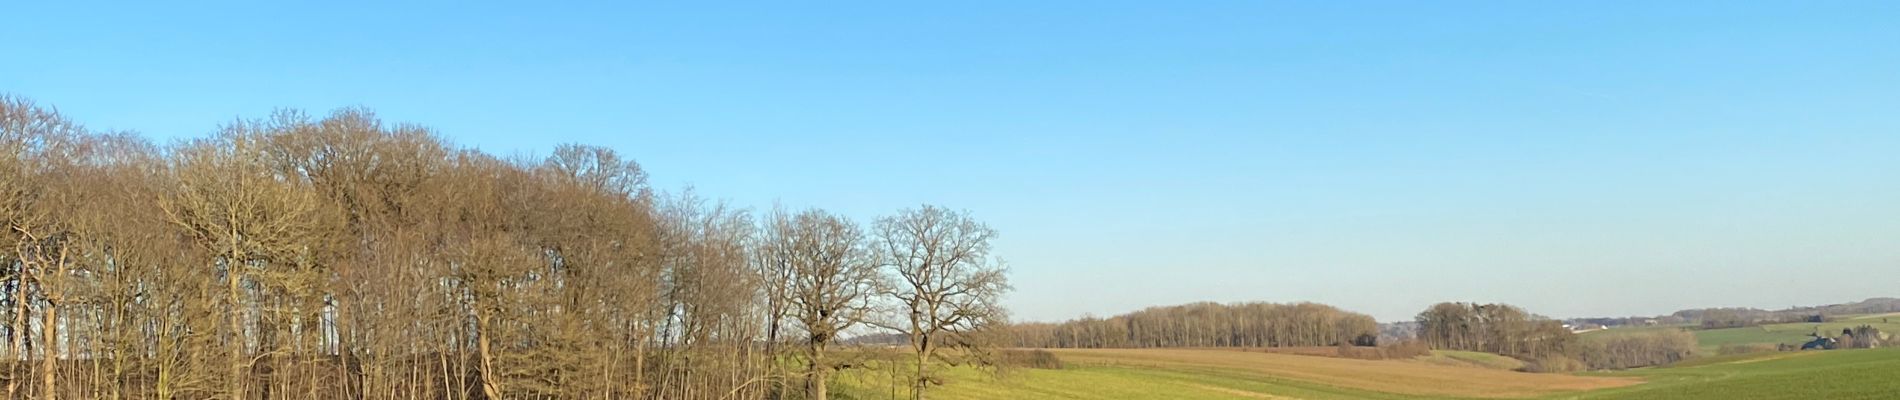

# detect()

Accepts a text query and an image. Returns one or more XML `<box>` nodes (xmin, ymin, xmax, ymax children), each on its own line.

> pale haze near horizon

<box><xmin>4</xmin><ymin>2</ymin><xmax>1896</xmax><ymax>322</ymax></box>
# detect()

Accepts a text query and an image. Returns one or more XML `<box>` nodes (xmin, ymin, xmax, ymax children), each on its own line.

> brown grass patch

<box><xmin>1719</xmin><ymin>351</ymin><xmax>1815</xmax><ymax>365</ymax></box>
<box><xmin>1226</xmin><ymin>341</ymin><xmax>1430</xmax><ymax>361</ymax></box>
<box><xmin>1185</xmin><ymin>383</ymin><xmax>1295</xmax><ymax>399</ymax></box>
<box><xmin>999</xmin><ymin>349</ymin><xmax>1064</xmax><ymax>369</ymax></box>
<box><xmin>1049</xmin><ymin>348</ymin><xmax>1641</xmax><ymax>398</ymax></box>
<box><xmin>1239</xmin><ymin>346</ymin><xmax>1342</xmax><ymax>357</ymax></box>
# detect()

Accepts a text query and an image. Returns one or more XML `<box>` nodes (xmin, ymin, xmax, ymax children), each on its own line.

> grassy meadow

<box><xmin>1577</xmin><ymin>316</ymin><xmax>1900</xmax><ymax>354</ymax></box>
<box><xmin>1691</xmin><ymin>319</ymin><xmax>1900</xmax><ymax>353</ymax></box>
<box><xmin>1572</xmin><ymin>348</ymin><xmax>1900</xmax><ymax>399</ymax></box>
<box><xmin>829</xmin><ymin>346</ymin><xmax>1900</xmax><ymax>400</ymax></box>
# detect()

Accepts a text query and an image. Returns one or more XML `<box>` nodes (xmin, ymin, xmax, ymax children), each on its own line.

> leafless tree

<box><xmin>1010</xmin><ymin>301</ymin><xmax>1378</xmax><ymax>350</ymax></box>
<box><xmin>160</xmin><ymin>117</ymin><xmax>335</xmax><ymax>399</ymax></box>
<box><xmin>874</xmin><ymin>205</ymin><xmax>1009</xmax><ymax>400</ymax></box>
<box><xmin>1416</xmin><ymin>302</ymin><xmax>1580</xmax><ymax>367</ymax></box>
<box><xmin>771</xmin><ymin>209</ymin><xmax>879</xmax><ymax>400</ymax></box>
<box><xmin>0</xmin><ymin>95</ymin><xmax>1030</xmax><ymax>400</ymax></box>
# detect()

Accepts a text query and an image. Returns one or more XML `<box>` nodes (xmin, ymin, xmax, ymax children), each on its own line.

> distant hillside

<box><xmin>1673</xmin><ymin>297</ymin><xmax>1900</xmax><ymax>318</ymax></box>
<box><xmin>1673</xmin><ymin>297</ymin><xmax>1900</xmax><ymax>328</ymax></box>
<box><xmin>1783</xmin><ymin>297</ymin><xmax>1900</xmax><ymax>315</ymax></box>
<box><xmin>1574</xmin><ymin>298</ymin><xmax>1900</xmax><ymax>330</ymax></box>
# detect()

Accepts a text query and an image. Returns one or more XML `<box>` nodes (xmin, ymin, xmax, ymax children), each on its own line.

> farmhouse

<box><xmin>1800</xmin><ymin>336</ymin><xmax>1837</xmax><ymax>350</ymax></box>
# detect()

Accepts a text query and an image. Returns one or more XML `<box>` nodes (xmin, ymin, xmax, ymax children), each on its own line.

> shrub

<box><xmin>1333</xmin><ymin>343</ymin><xmax>1381</xmax><ymax>360</ymax></box>
<box><xmin>1717</xmin><ymin>343</ymin><xmax>1780</xmax><ymax>356</ymax></box>
<box><xmin>1521</xmin><ymin>354</ymin><xmax>1586</xmax><ymax>373</ymax></box>
<box><xmin>1842</xmin><ymin>325</ymin><xmax>1887</xmax><ymax>349</ymax></box>
<box><xmin>1330</xmin><ymin>340</ymin><xmax>1433</xmax><ymax>360</ymax></box>
<box><xmin>1378</xmin><ymin>340</ymin><xmax>1432</xmax><ymax>359</ymax></box>
<box><xmin>1581</xmin><ymin>329</ymin><xmax>1697</xmax><ymax>370</ymax></box>
<box><xmin>999</xmin><ymin>349</ymin><xmax>1063</xmax><ymax>369</ymax></box>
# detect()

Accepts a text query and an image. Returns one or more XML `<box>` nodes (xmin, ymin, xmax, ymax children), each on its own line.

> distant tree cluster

<box><xmin>1414</xmin><ymin>302</ymin><xmax>1579</xmax><ymax>367</ymax></box>
<box><xmin>0</xmin><ymin>96</ymin><xmax>1007</xmax><ymax>400</ymax></box>
<box><xmin>1676</xmin><ymin>308</ymin><xmax>1811</xmax><ymax>329</ymax></box>
<box><xmin>1010</xmin><ymin>302</ymin><xmax>1378</xmax><ymax>349</ymax></box>
<box><xmin>1837</xmin><ymin>325</ymin><xmax>1888</xmax><ymax>349</ymax></box>
<box><xmin>1579</xmin><ymin>330</ymin><xmax>1696</xmax><ymax>370</ymax></box>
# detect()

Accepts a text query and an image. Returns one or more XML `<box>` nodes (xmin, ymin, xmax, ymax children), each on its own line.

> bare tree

<box><xmin>651</xmin><ymin>189</ymin><xmax>763</xmax><ymax>400</ymax></box>
<box><xmin>772</xmin><ymin>209</ymin><xmax>879</xmax><ymax>400</ymax></box>
<box><xmin>1415</xmin><ymin>302</ymin><xmax>1580</xmax><ymax>368</ymax></box>
<box><xmin>0</xmin><ymin>96</ymin><xmax>82</xmax><ymax>398</ymax></box>
<box><xmin>751</xmin><ymin>206</ymin><xmax>799</xmax><ymax>399</ymax></box>
<box><xmin>1009</xmin><ymin>301</ymin><xmax>1379</xmax><ymax>349</ymax></box>
<box><xmin>160</xmin><ymin>123</ymin><xmax>329</xmax><ymax>399</ymax></box>
<box><xmin>0</xmin><ymin>95</ymin><xmax>1012</xmax><ymax>400</ymax></box>
<box><xmin>874</xmin><ymin>205</ymin><xmax>1009</xmax><ymax>400</ymax></box>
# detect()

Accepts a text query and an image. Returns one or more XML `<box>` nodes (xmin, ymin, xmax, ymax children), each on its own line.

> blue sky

<box><xmin>5</xmin><ymin>1</ymin><xmax>1898</xmax><ymax>321</ymax></box>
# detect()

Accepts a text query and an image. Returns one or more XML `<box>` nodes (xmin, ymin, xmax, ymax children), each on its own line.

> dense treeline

<box><xmin>0</xmin><ymin>96</ymin><xmax>1007</xmax><ymax>400</ymax></box>
<box><xmin>1015</xmin><ymin>299</ymin><xmax>1706</xmax><ymax>373</ymax></box>
<box><xmin>1579</xmin><ymin>330</ymin><xmax>1696</xmax><ymax>370</ymax></box>
<box><xmin>1415</xmin><ymin>302</ymin><xmax>1579</xmax><ymax>369</ymax></box>
<box><xmin>1009</xmin><ymin>302</ymin><xmax>1377</xmax><ymax>349</ymax></box>
<box><xmin>1679</xmin><ymin>308</ymin><xmax>1810</xmax><ymax>329</ymax></box>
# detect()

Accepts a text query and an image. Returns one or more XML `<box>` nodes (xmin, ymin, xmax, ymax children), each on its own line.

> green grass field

<box><xmin>1578</xmin><ymin>318</ymin><xmax>1900</xmax><ymax>354</ymax></box>
<box><xmin>1572</xmin><ymin>348</ymin><xmax>1900</xmax><ymax>399</ymax></box>
<box><xmin>1692</xmin><ymin>320</ymin><xmax>1900</xmax><ymax>353</ymax></box>
<box><xmin>1846</xmin><ymin>312</ymin><xmax>1900</xmax><ymax>321</ymax></box>
<box><xmin>830</xmin><ymin>347</ymin><xmax>1900</xmax><ymax>399</ymax></box>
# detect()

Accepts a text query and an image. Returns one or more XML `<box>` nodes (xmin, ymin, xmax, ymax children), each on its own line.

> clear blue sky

<box><xmin>5</xmin><ymin>1</ymin><xmax>1898</xmax><ymax>322</ymax></box>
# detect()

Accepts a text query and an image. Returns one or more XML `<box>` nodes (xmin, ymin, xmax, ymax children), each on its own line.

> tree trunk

<box><xmin>475</xmin><ymin>315</ymin><xmax>501</xmax><ymax>400</ymax></box>
<box><xmin>910</xmin><ymin>318</ymin><xmax>930</xmax><ymax>400</ymax></box>
<box><xmin>634</xmin><ymin>329</ymin><xmax>646</xmax><ymax>397</ymax></box>
<box><xmin>111</xmin><ymin>297</ymin><xmax>127</xmax><ymax>400</ymax></box>
<box><xmin>806</xmin><ymin>345</ymin><xmax>827</xmax><ymax>400</ymax></box>
<box><xmin>42</xmin><ymin>296</ymin><xmax>56</xmax><ymax>400</ymax></box>
<box><xmin>438</xmin><ymin>342</ymin><xmax>453</xmax><ymax>400</ymax></box>
<box><xmin>228</xmin><ymin>251</ymin><xmax>247</xmax><ymax>400</ymax></box>
<box><xmin>912</xmin><ymin>340</ymin><xmax>928</xmax><ymax>400</ymax></box>
<box><xmin>811</xmin><ymin>376</ymin><xmax>827</xmax><ymax>400</ymax></box>
<box><xmin>335</xmin><ymin>299</ymin><xmax>351</xmax><ymax>400</ymax></box>
<box><xmin>764</xmin><ymin>315</ymin><xmax>780</xmax><ymax>400</ymax></box>
<box><xmin>9</xmin><ymin>260</ymin><xmax>29</xmax><ymax>400</ymax></box>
